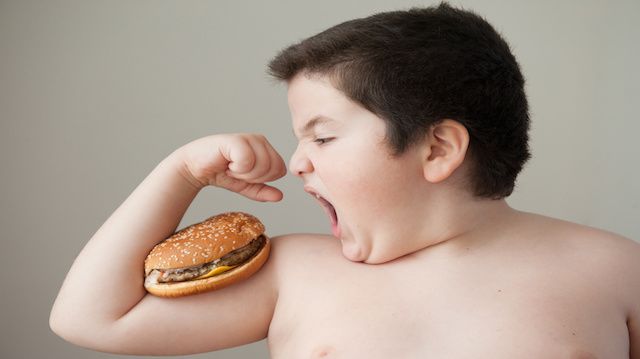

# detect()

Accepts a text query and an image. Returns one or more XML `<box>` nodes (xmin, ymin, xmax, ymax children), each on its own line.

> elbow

<box><xmin>49</xmin><ymin>307</ymin><xmax>138</xmax><ymax>355</ymax></box>
<box><xmin>49</xmin><ymin>304</ymin><xmax>112</xmax><ymax>352</ymax></box>
<box><xmin>49</xmin><ymin>304</ymin><xmax>67</xmax><ymax>339</ymax></box>
<box><xmin>49</xmin><ymin>305</ymin><xmax>82</xmax><ymax>346</ymax></box>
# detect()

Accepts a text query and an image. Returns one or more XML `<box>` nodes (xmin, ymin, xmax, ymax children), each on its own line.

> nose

<box><xmin>289</xmin><ymin>143</ymin><xmax>314</xmax><ymax>177</ymax></box>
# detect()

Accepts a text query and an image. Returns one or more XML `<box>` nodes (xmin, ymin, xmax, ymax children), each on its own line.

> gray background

<box><xmin>1</xmin><ymin>0</ymin><xmax>638</xmax><ymax>358</ymax></box>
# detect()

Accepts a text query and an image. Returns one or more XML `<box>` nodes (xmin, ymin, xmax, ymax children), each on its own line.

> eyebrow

<box><xmin>293</xmin><ymin>115</ymin><xmax>335</xmax><ymax>138</ymax></box>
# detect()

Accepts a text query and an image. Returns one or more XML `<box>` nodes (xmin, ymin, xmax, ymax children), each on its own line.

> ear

<box><xmin>421</xmin><ymin>119</ymin><xmax>470</xmax><ymax>183</ymax></box>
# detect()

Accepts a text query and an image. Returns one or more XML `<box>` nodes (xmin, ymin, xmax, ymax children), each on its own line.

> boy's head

<box><xmin>268</xmin><ymin>2</ymin><xmax>530</xmax><ymax>199</ymax></box>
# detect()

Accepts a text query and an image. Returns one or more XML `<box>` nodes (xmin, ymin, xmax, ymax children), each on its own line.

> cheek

<box><xmin>316</xmin><ymin>137</ymin><xmax>419</xmax><ymax>208</ymax></box>
<box><xmin>352</xmin><ymin>158</ymin><xmax>423</xmax><ymax>211</ymax></box>
<box><xmin>322</xmin><ymin>155</ymin><xmax>401</xmax><ymax>209</ymax></box>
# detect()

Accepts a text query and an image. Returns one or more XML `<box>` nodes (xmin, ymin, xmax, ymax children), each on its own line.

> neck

<box><xmin>422</xmin><ymin>196</ymin><xmax>515</xmax><ymax>250</ymax></box>
<box><xmin>366</xmin><ymin>189</ymin><xmax>518</xmax><ymax>264</ymax></box>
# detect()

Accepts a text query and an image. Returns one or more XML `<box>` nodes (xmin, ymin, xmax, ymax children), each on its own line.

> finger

<box><xmin>238</xmin><ymin>182</ymin><xmax>284</xmax><ymax>202</ymax></box>
<box><xmin>228</xmin><ymin>136</ymin><xmax>271</xmax><ymax>182</ymax></box>
<box><xmin>222</xmin><ymin>136</ymin><xmax>256</xmax><ymax>174</ymax></box>
<box><xmin>262</xmin><ymin>140</ymin><xmax>288</xmax><ymax>181</ymax></box>
<box><xmin>213</xmin><ymin>168</ymin><xmax>283</xmax><ymax>202</ymax></box>
<box><xmin>243</xmin><ymin>139</ymin><xmax>282</xmax><ymax>184</ymax></box>
<box><xmin>212</xmin><ymin>171</ymin><xmax>252</xmax><ymax>192</ymax></box>
<box><xmin>246</xmin><ymin>137</ymin><xmax>274</xmax><ymax>180</ymax></box>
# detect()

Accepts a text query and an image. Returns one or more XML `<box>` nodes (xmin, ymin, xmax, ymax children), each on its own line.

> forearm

<box><xmin>50</xmin><ymin>149</ymin><xmax>201</xmax><ymax>334</ymax></box>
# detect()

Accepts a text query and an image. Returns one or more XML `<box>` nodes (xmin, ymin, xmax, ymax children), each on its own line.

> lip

<box><xmin>303</xmin><ymin>185</ymin><xmax>324</xmax><ymax>200</ymax></box>
<box><xmin>304</xmin><ymin>186</ymin><xmax>340</xmax><ymax>236</ymax></box>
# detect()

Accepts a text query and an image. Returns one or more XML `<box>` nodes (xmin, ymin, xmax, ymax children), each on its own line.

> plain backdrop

<box><xmin>1</xmin><ymin>0</ymin><xmax>638</xmax><ymax>358</ymax></box>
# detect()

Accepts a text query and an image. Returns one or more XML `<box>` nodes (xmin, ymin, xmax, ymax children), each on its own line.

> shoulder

<box><xmin>567</xmin><ymin>220</ymin><xmax>640</xmax><ymax>286</ymax></box>
<box><xmin>527</xmin><ymin>212</ymin><xmax>639</xmax><ymax>267</ymax></box>
<box><xmin>520</xmin><ymin>212</ymin><xmax>640</xmax><ymax>312</ymax></box>
<box><xmin>267</xmin><ymin>233</ymin><xmax>344</xmax><ymax>281</ymax></box>
<box><xmin>573</xmin><ymin>226</ymin><xmax>640</xmax><ymax>341</ymax></box>
<box><xmin>523</xmin><ymin>214</ymin><xmax>640</xmax><ymax>348</ymax></box>
<box><xmin>270</xmin><ymin>233</ymin><xmax>341</xmax><ymax>257</ymax></box>
<box><xmin>516</xmin><ymin>211</ymin><xmax>637</xmax><ymax>254</ymax></box>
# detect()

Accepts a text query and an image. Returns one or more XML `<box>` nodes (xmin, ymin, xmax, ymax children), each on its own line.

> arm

<box><xmin>49</xmin><ymin>134</ymin><xmax>286</xmax><ymax>355</ymax></box>
<box><xmin>631</xmin><ymin>314</ymin><xmax>639</xmax><ymax>359</ymax></box>
<box><xmin>625</xmin><ymin>239</ymin><xmax>640</xmax><ymax>359</ymax></box>
<box><xmin>629</xmin><ymin>270</ymin><xmax>640</xmax><ymax>358</ymax></box>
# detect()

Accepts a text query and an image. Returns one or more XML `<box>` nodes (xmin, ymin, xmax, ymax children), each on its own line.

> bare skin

<box><xmin>50</xmin><ymin>67</ymin><xmax>640</xmax><ymax>359</ymax></box>
<box><xmin>268</xmin><ymin>213</ymin><xmax>640</xmax><ymax>358</ymax></box>
<box><xmin>49</xmin><ymin>129</ymin><xmax>640</xmax><ymax>357</ymax></box>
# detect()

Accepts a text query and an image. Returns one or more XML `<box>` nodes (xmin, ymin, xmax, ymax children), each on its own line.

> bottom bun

<box><xmin>145</xmin><ymin>236</ymin><xmax>271</xmax><ymax>298</ymax></box>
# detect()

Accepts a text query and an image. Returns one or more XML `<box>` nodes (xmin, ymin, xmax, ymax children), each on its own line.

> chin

<box><xmin>343</xmin><ymin>239</ymin><xmax>399</xmax><ymax>265</ymax></box>
<box><xmin>340</xmin><ymin>238</ymin><xmax>368</xmax><ymax>263</ymax></box>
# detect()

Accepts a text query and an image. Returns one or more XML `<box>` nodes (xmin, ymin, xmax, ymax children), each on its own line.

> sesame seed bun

<box><xmin>143</xmin><ymin>212</ymin><xmax>270</xmax><ymax>297</ymax></box>
<box><xmin>144</xmin><ymin>237</ymin><xmax>270</xmax><ymax>297</ymax></box>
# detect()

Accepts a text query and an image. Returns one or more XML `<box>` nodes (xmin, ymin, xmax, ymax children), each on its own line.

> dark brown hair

<box><xmin>268</xmin><ymin>2</ymin><xmax>531</xmax><ymax>199</ymax></box>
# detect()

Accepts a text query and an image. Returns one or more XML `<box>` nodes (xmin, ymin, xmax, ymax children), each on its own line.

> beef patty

<box><xmin>153</xmin><ymin>235</ymin><xmax>266</xmax><ymax>283</ymax></box>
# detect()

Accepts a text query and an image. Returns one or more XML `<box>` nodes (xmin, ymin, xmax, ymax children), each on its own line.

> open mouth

<box><xmin>304</xmin><ymin>187</ymin><xmax>340</xmax><ymax>235</ymax></box>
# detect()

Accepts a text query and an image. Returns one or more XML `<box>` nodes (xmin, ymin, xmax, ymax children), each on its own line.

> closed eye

<box><xmin>313</xmin><ymin>137</ymin><xmax>333</xmax><ymax>145</ymax></box>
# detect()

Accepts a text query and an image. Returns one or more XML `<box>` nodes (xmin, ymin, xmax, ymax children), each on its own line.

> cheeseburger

<box><xmin>144</xmin><ymin>212</ymin><xmax>270</xmax><ymax>297</ymax></box>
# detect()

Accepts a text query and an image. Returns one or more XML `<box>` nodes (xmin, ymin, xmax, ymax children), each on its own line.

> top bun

<box><xmin>144</xmin><ymin>212</ymin><xmax>265</xmax><ymax>275</ymax></box>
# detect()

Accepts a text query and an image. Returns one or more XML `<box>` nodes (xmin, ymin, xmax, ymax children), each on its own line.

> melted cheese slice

<box><xmin>194</xmin><ymin>265</ymin><xmax>236</xmax><ymax>280</ymax></box>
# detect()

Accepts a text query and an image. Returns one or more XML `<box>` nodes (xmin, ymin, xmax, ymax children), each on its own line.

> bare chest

<box><xmin>268</xmin><ymin>253</ymin><xmax>628</xmax><ymax>359</ymax></box>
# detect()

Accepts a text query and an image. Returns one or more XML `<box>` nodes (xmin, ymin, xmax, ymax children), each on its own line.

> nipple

<box><xmin>310</xmin><ymin>345</ymin><xmax>335</xmax><ymax>358</ymax></box>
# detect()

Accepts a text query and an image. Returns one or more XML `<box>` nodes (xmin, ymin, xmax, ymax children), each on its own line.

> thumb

<box><xmin>214</xmin><ymin>171</ymin><xmax>283</xmax><ymax>202</ymax></box>
<box><xmin>238</xmin><ymin>183</ymin><xmax>284</xmax><ymax>202</ymax></box>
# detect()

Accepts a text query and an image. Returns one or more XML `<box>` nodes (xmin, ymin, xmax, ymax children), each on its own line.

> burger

<box><xmin>143</xmin><ymin>212</ymin><xmax>271</xmax><ymax>297</ymax></box>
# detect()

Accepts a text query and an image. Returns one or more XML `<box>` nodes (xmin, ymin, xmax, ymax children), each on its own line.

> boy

<box><xmin>50</xmin><ymin>3</ymin><xmax>639</xmax><ymax>358</ymax></box>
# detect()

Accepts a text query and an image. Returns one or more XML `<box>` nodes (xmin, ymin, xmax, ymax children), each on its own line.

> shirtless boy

<box><xmin>50</xmin><ymin>3</ymin><xmax>640</xmax><ymax>358</ymax></box>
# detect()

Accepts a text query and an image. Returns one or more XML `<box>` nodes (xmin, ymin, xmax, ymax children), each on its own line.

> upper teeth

<box><xmin>315</xmin><ymin>194</ymin><xmax>321</xmax><ymax>199</ymax></box>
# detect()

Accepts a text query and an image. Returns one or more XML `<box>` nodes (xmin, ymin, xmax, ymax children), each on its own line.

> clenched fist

<box><xmin>175</xmin><ymin>134</ymin><xmax>287</xmax><ymax>202</ymax></box>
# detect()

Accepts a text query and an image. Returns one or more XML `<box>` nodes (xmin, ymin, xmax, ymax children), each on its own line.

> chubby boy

<box><xmin>50</xmin><ymin>3</ymin><xmax>640</xmax><ymax>358</ymax></box>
